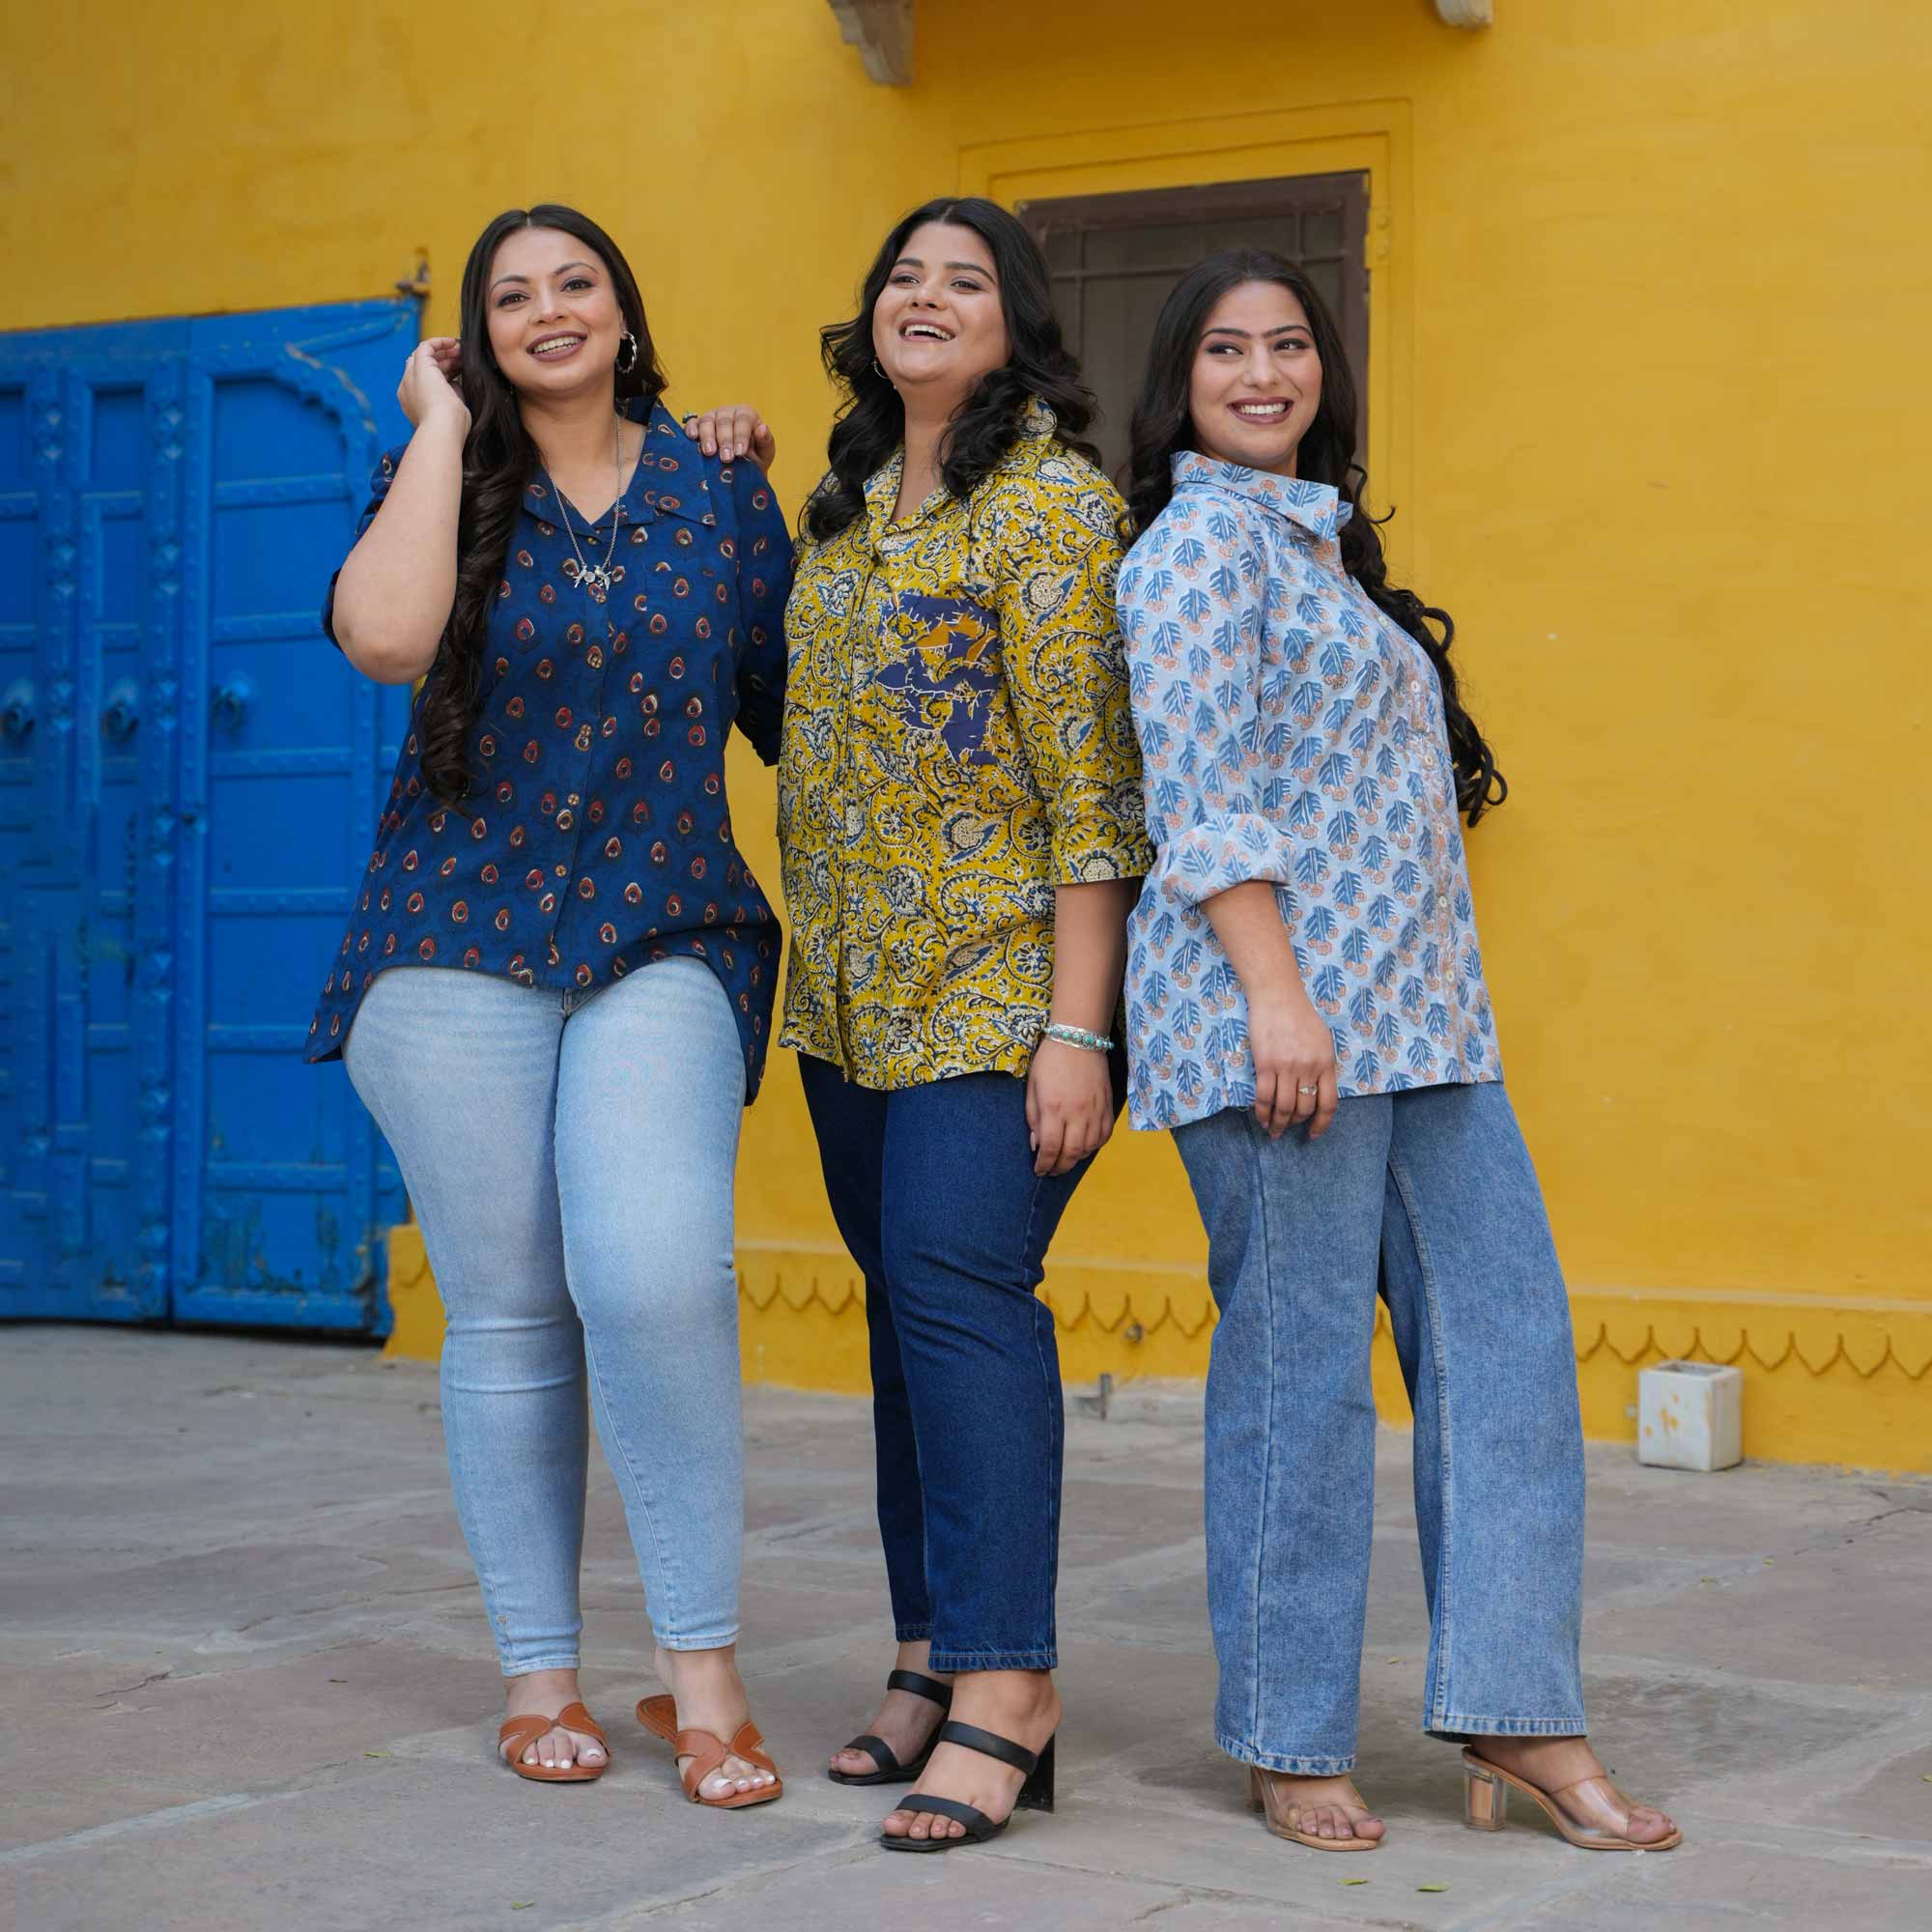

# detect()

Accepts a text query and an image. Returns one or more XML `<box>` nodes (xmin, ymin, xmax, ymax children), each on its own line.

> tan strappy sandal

<box><xmin>497</xmin><ymin>1700</ymin><xmax>609</xmax><ymax>1783</ymax></box>
<box><xmin>1249</xmin><ymin>1767</ymin><xmax>1383</xmax><ymax>1851</ymax></box>
<box><xmin>637</xmin><ymin>1692</ymin><xmax>782</xmax><ymax>1809</ymax></box>
<box><xmin>1462</xmin><ymin>1747</ymin><xmax>1683</xmax><ymax>1850</ymax></box>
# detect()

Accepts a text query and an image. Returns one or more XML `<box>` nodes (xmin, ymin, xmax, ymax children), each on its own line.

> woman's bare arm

<box><xmin>333</xmin><ymin>343</ymin><xmax>469</xmax><ymax>685</ymax></box>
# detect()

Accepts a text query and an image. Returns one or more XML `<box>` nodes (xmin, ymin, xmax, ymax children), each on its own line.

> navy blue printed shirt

<box><xmin>305</xmin><ymin>400</ymin><xmax>793</xmax><ymax>1097</ymax></box>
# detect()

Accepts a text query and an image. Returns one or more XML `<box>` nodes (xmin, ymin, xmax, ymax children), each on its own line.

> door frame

<box><xmin>960</xmin><ymin>99</ymin><xmax>1413</xmax><ymax>572</ymax></box>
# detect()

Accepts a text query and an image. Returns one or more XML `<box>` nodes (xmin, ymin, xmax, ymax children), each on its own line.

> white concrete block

<box><xmin>1637</xmin><ymin>1360</ymin><xmax>1745</xmax><ymax>1471</ymax></box>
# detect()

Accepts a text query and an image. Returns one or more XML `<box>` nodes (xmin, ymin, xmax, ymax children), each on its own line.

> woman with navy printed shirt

<box><xmin>1118</xmin><ymin>251</ymin><xmax>1680</xmax><ymax>1857</ymax></box>
<box><xmin>309</xmin><ymin>205</ymin><xmax>785</xmax><ymax>1806</ymax></box>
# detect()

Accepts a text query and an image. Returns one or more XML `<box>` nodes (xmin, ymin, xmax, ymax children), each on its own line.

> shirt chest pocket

<box><xmin>873</xmin><ymin>590</ymin><xmax>1006</xmax><ymax>765</ymax></box>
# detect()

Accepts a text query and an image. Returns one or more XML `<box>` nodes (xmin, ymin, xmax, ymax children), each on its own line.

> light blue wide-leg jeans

<box><xmin>344</xmin><ymin>956</ymin><xmax>746</xmax><ymax>1673</ymax></box>
<box><xmin>1174</xmin><ymin>1081</ymin><xmax>1586</xmax><ymax>1774</ymax></box>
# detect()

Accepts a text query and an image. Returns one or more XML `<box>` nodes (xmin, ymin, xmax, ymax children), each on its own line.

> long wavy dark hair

<box><xmin>417</xmin><ymin>204</ymin><xmax>668</xmax><ymax>804</ymax></box>
<box><xmin>1125</xmin><ymin>249</ymin><xmax>1504</xmax><ymax>821</ymax></box>
<box><xmin>805</xmin><ymin>196</ymin><xmax>1101</xmax><ymax>543</ymax></box>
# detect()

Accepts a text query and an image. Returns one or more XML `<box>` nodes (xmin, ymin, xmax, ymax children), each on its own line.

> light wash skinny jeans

<box><xmin>1175</xmin><ymin>1081</ymin><xmax>1586</xmax><ymax>1775</ymax></box>
<box><xmin>345</xmin><ymin>957</ymin><xmax>746</xmax><ymax>1674</ymax></box>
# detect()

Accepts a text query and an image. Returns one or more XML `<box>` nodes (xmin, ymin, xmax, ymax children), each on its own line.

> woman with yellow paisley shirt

<box><xmin>696</xmin><ymin>198</ymin><xmax>1151</xmax><ymax>1853</ymax></box>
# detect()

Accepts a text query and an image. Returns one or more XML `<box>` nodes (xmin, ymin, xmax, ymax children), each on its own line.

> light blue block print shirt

<box><xmin>1118</xmin><ymin>453</ymin><xmax>1501</xmax><ymax>1131</ymax></box>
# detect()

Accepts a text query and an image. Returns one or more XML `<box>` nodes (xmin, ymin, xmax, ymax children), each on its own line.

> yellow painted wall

<box><xmin>11</xmin><ymin>0</ymin><xmax>1927</xmax><ymax>1465</ymax></box>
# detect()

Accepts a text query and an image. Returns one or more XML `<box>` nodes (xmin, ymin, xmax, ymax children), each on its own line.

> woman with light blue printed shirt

<box><xmin>1117</xmin><ymin>251</ymin><xmax>1680</xmax><ymax>1858</ymax></box>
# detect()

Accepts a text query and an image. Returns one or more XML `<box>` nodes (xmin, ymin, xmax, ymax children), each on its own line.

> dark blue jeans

<box><xmin>799</xmin><ymin>1056</ymin><xmax>1106</xmax><ymax>1672</ymax></box>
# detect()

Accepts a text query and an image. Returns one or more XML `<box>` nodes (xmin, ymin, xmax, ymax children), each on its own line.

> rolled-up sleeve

<box><xmin>993</xmin><ymin>471</ymin><xmax>1154</xmax><ymax>884</ymax></box>
<box><xmin>1120</xmin><ymin>501</ymin><xmax>1297</xmax><ymax>908</ymax></box>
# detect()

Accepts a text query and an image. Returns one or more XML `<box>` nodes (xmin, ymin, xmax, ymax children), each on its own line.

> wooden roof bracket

<box><xmin>826</xmin><ymin>2</ymin><xmax>1480</xmax><ymax>91</ymax></box>
<box><xmin>830</xmin><ymin>0</ymin><xmax>915</xmax><ymax>85</ymax></box>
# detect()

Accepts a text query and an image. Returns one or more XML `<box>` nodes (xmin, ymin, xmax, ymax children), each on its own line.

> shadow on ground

<box><xmin>2</xmin><ymin>1328</ymin><xmax>1927</xmax><ymax>1930</ymax></box>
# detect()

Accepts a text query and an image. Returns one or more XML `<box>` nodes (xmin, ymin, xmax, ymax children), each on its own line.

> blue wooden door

<box><xmin>1</xmin><ymin>323</ymin><xmax>191</xmax><ymax>1322</ymax></box>
<box><xmin>0</xmin><ymin>300</ymin><xmax>415</xmax><ymax>1330</ymax></box>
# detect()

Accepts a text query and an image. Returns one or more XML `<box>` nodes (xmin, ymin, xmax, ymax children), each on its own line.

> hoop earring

<box><xmin>617</xmin><ymin>331</ymin><xmax>639</xmax><ymax>376</ymax></box>
<box><xmin>871</xmin><ymin>355</ymin><xmax>889</xmax><ymax>380</ymax></box>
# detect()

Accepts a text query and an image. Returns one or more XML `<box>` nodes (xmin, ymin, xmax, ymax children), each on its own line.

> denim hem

<box><xmin>894</xmin><ymin>1621</ymin><xmax>934</xmax><ymax>1643</ymax></box>
<box><xmin>501</xmin><ymin>1656</ymin><xmax>582</xmax><ymax>1677</ymax></box>
<box><xmin>1218</xmin><ymin>1733</ymin><xmax>1357</xmax><ymax>1776</ymax></box>
<box><xmin>654</xmin><ymin>1628</ymin><xmax>742</xmax><ymax>1652</ymax></box>
<box><xmin>927</xmin><ymin>1646</ymin><xmax>1057</xmax><ymax>1673</ymax></box>
<box><xmin>1429</xmin><ymin>1715</ymin><xmax>1588</xmax><ymax>1739</ymax></box>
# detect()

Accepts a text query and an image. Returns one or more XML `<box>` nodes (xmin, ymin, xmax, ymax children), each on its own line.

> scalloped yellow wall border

<box><xmin>382</xmin><ymin>1227</ymin><xmax>1931</xmax><ymax>1473</ymax></box>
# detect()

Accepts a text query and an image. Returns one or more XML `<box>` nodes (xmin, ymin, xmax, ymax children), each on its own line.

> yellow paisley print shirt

<box><xmin>778</xmin><ymin>399</ymin><xmax>1153</xmax><ymax>1090</ymax></box>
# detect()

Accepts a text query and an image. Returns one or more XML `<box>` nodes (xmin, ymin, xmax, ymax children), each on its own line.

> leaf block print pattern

<box><xmin>1118</xmin><ymin>454</ymin><xmax>1499</xmax><ymax>1131</ymax></box>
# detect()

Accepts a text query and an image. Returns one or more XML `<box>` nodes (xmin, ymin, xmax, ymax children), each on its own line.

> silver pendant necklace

<box><xmin>559</xmin><ymin>413</ymin><xmax>624</xmax><ymax>598</ymax></box>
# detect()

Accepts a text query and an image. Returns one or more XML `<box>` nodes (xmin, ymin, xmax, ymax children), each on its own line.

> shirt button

<box><xmin>567</xmin><ymin>792</ymin><xmax>582</xmax><ymax>807</ymax></box>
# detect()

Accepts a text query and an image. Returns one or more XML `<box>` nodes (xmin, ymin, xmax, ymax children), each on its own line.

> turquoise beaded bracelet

<box><xmin>1039</xmin><ymin>1021</ymin><xmax>1115</xmax><ymax>1054</ymax></box>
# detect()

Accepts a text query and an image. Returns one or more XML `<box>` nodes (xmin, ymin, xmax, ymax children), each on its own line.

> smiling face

<box><xmin>1187</xmin><ymin>280</ymin><xmax>1323</xmax><ymax>476</ymax></box>
<box><xmin>872</xmin><ymin>220</ymin><xmax>1010</xmax><ymax>408</ymax></box>
<box><xmin>483</xmin><ymin>225</ymin><xmax>628</xmax><ymax>399</ymax></box>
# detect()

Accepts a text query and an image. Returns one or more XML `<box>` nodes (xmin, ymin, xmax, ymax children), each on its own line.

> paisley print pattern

<box><xmin>305</xmin><ymin>402</ymin><xmax>793</xmax><ymax>1097</ymax></box>
<box><xmin>778</xmin><ymin>398</ymin><xmax>1152</xmax><ymax>1090</ymax></box>
<box><xmin>1119</xmin><ymin>453</ymin><xmax>1499</xmax><ymax>1131</ymax></box>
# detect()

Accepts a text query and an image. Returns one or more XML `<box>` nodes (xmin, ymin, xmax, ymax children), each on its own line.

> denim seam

<box><xmin>1216</xmin><ymin>1733</ymin><xmax>1357</xmax><ymax>1777</ymax></box>
<box><xmin>578</xmin><ymin>1320</ymin><xmax>683</xmax><ymax>1640</ymax></box>
<box><xmin>503</xmin><ymin>1654</ymin><xmax>582</xmax><ymax>1677</ymax></box>
<box><xmin>1020</xmin><ymin>1174</ymin><xmax>1061</xmax><ymax>1662</ymax></box>
<box><xmin>1387</xmin><ymin>1146</ymin><xmax>1456</xmax><ymax>1731</ymax></box>
<box><xmin>1431</xmin><ymin>1715</ymin><xmax>1589</xmax><ymax>1738</ymax></box>
<box><xmin>657</xmin><ymin>1627</ymin><xmax>742</xmax><ymax>1651</ymax></box>
<box><xmin>1247</xmin><ymin>1119</ymin><xmax>1280</xmax><ymax>1749</ymax></box>
<box><xmin>928</xmin><ymin>1647</ymin><xmax>1059</xmax><ymax>1672</ymax></box>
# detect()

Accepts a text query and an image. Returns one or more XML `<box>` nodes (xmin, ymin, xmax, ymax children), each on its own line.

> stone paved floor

<box><xmin>3</xmin><ymin>1327</ymin><xmax>1928</xmax><ymax>1930</ymax></box>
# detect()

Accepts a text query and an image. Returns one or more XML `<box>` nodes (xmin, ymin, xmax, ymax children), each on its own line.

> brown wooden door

<box><xmin>1018</xmin><ymin>173</ymin><xmax>1370</xmax><ymax>487</ymax></box>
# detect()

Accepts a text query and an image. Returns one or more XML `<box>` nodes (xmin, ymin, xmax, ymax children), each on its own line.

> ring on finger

<box><xmin>1297</xmin><ymin>1084</ymin><xmax>1320</xmax><ymax>1095</ymax></box>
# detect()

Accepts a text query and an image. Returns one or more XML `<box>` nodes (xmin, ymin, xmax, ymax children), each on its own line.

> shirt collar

<box><xmin>861</xmin><ymin>394</ymin><xmax>1061</xmax><ymax>543</ymax></box>
<box><xmin>521</xmin><ymin>400</ymin><xmax>717</xmax><ymax>533</ymax></box>
<box><xmin>1171</xmin><ymin>450</ymin><xmax>1350</xmax><ymax>540</ymax></box>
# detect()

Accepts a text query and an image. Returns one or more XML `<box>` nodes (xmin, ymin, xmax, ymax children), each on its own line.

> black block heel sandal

<box><xmin>879</xmin><ymin>1720</ymin><xmax>1056</xmax><ymax>1853</ymax></box>
<box><xmin>829</xmin><ymin>1669</ymin><xmax>955</xmax><ymax>1786</ymax></box>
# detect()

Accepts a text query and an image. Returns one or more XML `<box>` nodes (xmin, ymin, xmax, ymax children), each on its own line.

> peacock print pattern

<box><xmin>1119</xmin><ymin>452</ymin><xmax>1500</xmax><ymax>1131</ymax></box>
<box><xmin>304</xmin><ymin>401</ymin><xmax>793</xmax><ymax>1098</ymax></box>
<box><xmin>778</xmin><ymin>397</ymin><xmax>1152</xmax><ymax>1091</ymax></box>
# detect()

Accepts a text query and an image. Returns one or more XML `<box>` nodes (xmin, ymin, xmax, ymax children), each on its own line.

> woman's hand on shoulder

<box><xmin>1026</xmin><ymin>1038</ymin><xmax>1116</xmax><ymax>1178</ymax></box>
<box><xmin>1246</xmin><ymin>981</ymin><xmax>1339</xmax><ymax>1140</ymax></box>
<box><xmin>399</xmin><ymin>338</ymin><xmax>469</xmax><ymax>437</ymax></box>
<box><xmin>682</xmin><ymin>405</ymin><xmax>776</xmax><ymax>469</ymax></box>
